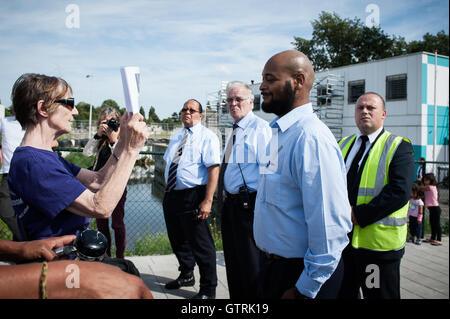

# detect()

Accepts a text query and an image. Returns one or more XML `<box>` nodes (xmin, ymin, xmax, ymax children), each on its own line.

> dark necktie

<box><xmin>217</xmin><ymin>123</ymin><xmax>239</xmax><ymax>213</ymax></box>
<box><xmin>347</xmin><ymin>135</ymin><xmax>369</xmax><ymax>199</ymax></box>
<box><xmin>166</xmin><ymin>128</ymin><xmax>189</xmax><ymax>192</ymax></box>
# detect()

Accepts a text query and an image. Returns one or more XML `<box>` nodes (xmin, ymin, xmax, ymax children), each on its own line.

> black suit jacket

<box><xmin>345</xmin><ymin>130</ymin><xmax>415</xmax><ymax>228</ymax></box>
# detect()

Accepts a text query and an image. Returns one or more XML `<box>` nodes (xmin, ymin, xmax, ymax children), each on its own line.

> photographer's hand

<box><xmin>0</xmin><ymin>235</ymin><xmax>76</xmax><ymax>262</ymax></box>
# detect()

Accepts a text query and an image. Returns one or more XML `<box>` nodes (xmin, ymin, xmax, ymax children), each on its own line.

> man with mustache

<box><xmin>338</xmin><ymin>92</ymin><xmax>414</xmax><ymax>299</ymax></box>
<box><xmin>254</xmin><ymin>50</ymin><xmax>352</xmax><ymax>299</ymax></box>
<box><xmin>162</xmin><ymin>99</ymin><xmax>220</xmax><ymax>299</ymax></box>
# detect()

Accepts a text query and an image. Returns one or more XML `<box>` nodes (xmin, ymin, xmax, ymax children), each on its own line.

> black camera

<box><xmin>53</xmin><ymin>229</ymin><xmax>108</xmax><ymax>261</ymax></box>
<box><xmin>238</xmin><ymin>186</ymin><xmax>251</xmax><ymax>210</ymax></box>
<box><xmin>107</xmin><ymin>118</ymin><xmax>120</xmax><ymax>132</ymax></box>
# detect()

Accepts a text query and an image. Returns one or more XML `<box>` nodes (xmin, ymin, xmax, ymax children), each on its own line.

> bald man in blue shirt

<box><xmin>254</xmin><ymin>50</ymin><xmax>352</xmax><ymax>299</ymax></box>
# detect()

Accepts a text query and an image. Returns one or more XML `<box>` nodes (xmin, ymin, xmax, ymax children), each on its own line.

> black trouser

<box><xmin>221</xmin><ymin>192</ymin><xmax>262</xmax><ymax>299</ymax></box>
<box><xmin>428</xmin><ymin>206</ymin><xmax>442</xmax><ymax>241</ymax></box>
<box><xmin>163</xmin><ymin>185</ymin><xmax>217</xmax><ymax>296</ymax></box>
<box><xmin>408</xmin><ymin>216</ymin><xmax>419</xmax><ymax>238</ymax></box>
<box><xmin>338</xmin><ymin>245</ymin><xmax>404</xmax><ymax>299</ymax></box>
<box><xmin>256</xmin><ymin>253</ymin><xmax>344</xmax><ymax>299</ymax></box>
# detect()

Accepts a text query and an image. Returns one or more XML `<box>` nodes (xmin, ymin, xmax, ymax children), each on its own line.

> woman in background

<box><xmin>84</xmin><ymin>107</ymin><xmax>127</xmax><ymax>258</ymax></box>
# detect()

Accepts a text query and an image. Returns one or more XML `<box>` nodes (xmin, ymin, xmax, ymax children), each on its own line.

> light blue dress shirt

<box><xmin>254</xmin><ymin>103</ymin><xmax>352</xmax><ymax>298</ymax></box>
<box><xmin>164</xmin><ymin>122</ymin><xmax>221</xmax><ymax>190</ymax></box>
<box><xmin>223</xmin><ymin>111</ymin><xmax>272</xmax><ymax>194</ymax></box>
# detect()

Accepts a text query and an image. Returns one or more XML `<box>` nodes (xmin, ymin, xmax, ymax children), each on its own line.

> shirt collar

<box><xmin>185</xmin><ymin>122</ymin><xmax>202</xmax><ymax>135</ymax></box>
<box><xmin>270</xmin><ymin>103</ymin><xmax>313</xmax><ymax>132</ymax></box>
<box><xmin>234</xmin><ymin>111</ymin><xmax>254</xmax><ymax>130</ymax></box>
<box><xmin>357</xmin><ymin>126</ymin><xmax>383</xmax><ymax>144</ymax></box>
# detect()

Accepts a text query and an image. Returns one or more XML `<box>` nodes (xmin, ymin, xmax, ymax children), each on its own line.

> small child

<box><xmin>408</xmin><ymin>184</ymin><xmax>424</xmax><ymax>245</ymax></box>
<box><xmin>420</xmin><ymin>173</ymin><xmax>442</xmax><ymax>246</ymax></box>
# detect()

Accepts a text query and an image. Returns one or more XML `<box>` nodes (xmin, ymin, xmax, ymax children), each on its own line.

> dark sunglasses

<box><xmin>54</xmin><ymin>98</ymin><xmax>75</xmax><ymax>109</ymax></box>
<box><xmin>181</xmin><ymin>107</ymin><xmax>200</xmax><ymax>114</ymax></box>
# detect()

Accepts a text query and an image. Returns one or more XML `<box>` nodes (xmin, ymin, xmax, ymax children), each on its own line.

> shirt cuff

<box><xmin>296</xmin><ymin>271</ymin><xmax>322</xmax><ymax>299</ymax></box>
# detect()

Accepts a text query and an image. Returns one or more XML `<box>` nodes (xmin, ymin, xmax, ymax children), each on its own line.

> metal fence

<box><xmin>1</xmin><ymin>153</ymin><xmax>448</xmax><ymax>256</ymax></box>
<box><xmin>0</xmin><ymin>146</ymin><xmax>222</xmax><ymax>256</ymax></box>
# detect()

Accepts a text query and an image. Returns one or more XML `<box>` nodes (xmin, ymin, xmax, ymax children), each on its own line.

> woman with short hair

<box><xmin>8</xmin><ymin>73</ymin><xmax>148</xmax><ymax>242</ymax></box>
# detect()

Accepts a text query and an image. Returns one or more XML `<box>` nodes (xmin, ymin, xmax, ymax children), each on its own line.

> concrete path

<box><xmin>128</xmin><ymin>236</ymin><xmax>449</xmax><ymax>299</ymax></box>
<box><xmin>400</xmin><ymin>236</ymin><xmax>448</xmax><ymax>299</ymax></box>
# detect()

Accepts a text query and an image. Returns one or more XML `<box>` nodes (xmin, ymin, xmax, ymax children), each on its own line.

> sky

<box><xmin>0</xmin><ymin>0</ymin><xmax>448</xmax><ymax>119</ymax></box>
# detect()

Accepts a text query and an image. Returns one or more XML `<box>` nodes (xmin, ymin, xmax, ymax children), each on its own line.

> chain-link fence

<box><xmin>0</xmin><ymin>145</ymin><xmax>222</xmax><ymax>257</ymax></box>
<box><xmin>2</xmin><ymin>151</ymin><xmax>448</xmax><ymax>256</ymax></box>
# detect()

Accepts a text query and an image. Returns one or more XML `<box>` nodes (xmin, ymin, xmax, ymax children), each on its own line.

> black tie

<box><xmin>217</xmin><ymin>123</ymin><xmax>239</xmax><ymax>214</ymax></box>
<box><xmin>347</xmin><ymin>135</ymin><xmax>369</xmax><ymax>202</ymax></box>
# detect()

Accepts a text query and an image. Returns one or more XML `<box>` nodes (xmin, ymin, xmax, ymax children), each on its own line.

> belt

<box><xmin>225</xmin><ymin>191</ymin><xmax>257</xmax><ymax>200</ymax></box>
<box><xmin>165</xmin><ymin>184</ymin><xmax>206</xmax><ymax>195</ymax></box>
<box><xmin>264</xmin><ymin>252</ymin><xmax>286</xmax><ymax>260</ymax></box>
<box><xmin>225</xmin><ymin>191</ymin><xmax>240</xmax><ymax>200</ymax></box>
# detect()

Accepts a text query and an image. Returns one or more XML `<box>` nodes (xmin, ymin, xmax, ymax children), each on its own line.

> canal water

<box><xmin>121</xmin><ymin>183</ymin><xmax>167</xmax><ymax>250</ymax></box>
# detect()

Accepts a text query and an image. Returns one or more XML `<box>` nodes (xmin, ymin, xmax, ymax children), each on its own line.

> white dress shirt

<box><xmin>164</xmin><ymin>122</ymin><xmax>221</xmax><ymax>190</ymax></box>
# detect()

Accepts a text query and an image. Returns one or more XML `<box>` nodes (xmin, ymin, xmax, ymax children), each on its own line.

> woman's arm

<box><xmin>68</xmin><ymin>113</ymin><xmax>148</xmax><ymax>218</ymax></box>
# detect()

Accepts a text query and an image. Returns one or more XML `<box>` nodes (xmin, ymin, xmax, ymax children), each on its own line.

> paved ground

<box><xmin>128</xmin><ymin>236</ymin><xmax>449</xmax><ymax>299</ymax></box>
<box><xmin>400</xmin><ymin>236</ymin><xmax>448</xmax><ymax>299</ymax></box>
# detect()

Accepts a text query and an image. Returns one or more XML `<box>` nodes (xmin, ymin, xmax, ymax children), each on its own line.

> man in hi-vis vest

<box><xmin>338</xmin><ymin>92</ymin><xmax>414</xmax><ymax>299</ymax></box>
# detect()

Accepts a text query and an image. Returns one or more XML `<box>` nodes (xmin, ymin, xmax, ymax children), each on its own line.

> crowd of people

<box><xmin>0</xmin><ymin>49</ymin><xmax>444</xmax><ymax>300</ymax></box>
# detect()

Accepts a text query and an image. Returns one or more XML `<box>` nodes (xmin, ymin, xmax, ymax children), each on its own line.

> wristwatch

<box><xmin>293</xmin><ymin>287</ymin><xmax>312</xmax><ymax>299</ymax></box>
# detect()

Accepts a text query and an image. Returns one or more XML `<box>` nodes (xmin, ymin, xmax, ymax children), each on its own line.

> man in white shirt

<box><xmin>162</xmin><ymin>99</ymin><xmax>220</xmax><ymax>299</ymax></box>
<box><xmin>218</xmin><ymin>81</ymin><xmax>272</xmax><ymax>298</ymax></box>
<box><xmin>0</xmin><ymin>116</ymin><xmax>25</xmax><ymax>241</ymax></box>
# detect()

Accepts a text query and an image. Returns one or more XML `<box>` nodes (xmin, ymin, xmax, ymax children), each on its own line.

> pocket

<box><xmin>263</xmin><ymin>172</ymin><xmax>282</xmax><ymax>208</ymax></box>
<box><xmin>184</xmin><ymin>138</ymin><xmax>202</xmax><ymax>164</ymax></box>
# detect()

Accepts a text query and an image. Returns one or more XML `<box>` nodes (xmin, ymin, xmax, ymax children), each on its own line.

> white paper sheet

<box><xmin>120</xmin><ymin>66</ymin><xmax>141</xmax><ymax>114</ymax></box>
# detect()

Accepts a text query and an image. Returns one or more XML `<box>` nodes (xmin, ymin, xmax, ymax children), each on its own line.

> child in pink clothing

<box><xmin>420</xmin><ymin>173</ymin><xmax>442</xmax><ymax>246</ymax></box>
<box><xmin>407</xmin><ymin>184</ymin><xmax>424</xmax><ymax>245</ymax></box>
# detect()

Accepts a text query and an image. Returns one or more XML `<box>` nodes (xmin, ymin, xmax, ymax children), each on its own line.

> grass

<box><xmin>64</xmin><ymin>152</ymin><xmax>95</xmax><ymax>169</ymax></box>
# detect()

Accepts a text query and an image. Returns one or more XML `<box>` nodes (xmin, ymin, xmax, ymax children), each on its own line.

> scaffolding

<box><xmin>206</xmin><ymin>81</ymin><xmax>231</xmax><ymax>147</ymax></box>
<box><xmin>310</xmin><ymin>73</ymin><xmax>345</xmax><ymax>140</ymax></box>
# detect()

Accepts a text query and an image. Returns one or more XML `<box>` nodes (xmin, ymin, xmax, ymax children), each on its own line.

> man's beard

<box><xmin>261</xmin><ymin>80</ymin><xmax>296</xmax><ymax>117</ymax></box>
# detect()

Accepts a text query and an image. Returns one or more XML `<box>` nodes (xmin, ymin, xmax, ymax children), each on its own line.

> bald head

<box><xmin>266</xmin><ymin>50</ymin><xmax>315</xmax><ymax>91</ymax></box>
<box><xmin>260</xmin><ymin>50</ymin><xmax>315</xmax><ymax>116</ymax></box>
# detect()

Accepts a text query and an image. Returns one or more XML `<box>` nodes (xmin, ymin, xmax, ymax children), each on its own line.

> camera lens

<box><xmin>106</xmin><ymin>118</ymin><xmax>120</xmax><ymax>132</ymax></box>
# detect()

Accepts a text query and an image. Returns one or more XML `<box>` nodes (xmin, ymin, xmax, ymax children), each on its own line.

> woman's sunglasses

<box><xmin>54</xmin><ymin>98</ymin><xmax>75</xmax><ymax>109</ymax></box>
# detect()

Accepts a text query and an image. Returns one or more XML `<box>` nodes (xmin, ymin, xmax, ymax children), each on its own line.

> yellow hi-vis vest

<box><xmin>339</xmin><ymin>131</ymin><xmax>409</xmax><ymax>251</ymax></box>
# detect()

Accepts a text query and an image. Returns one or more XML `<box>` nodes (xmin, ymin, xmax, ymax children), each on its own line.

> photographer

<box><xmin>7</xmin><ymin>73</ymin><xmax>148</xmax><ymax>245</ymax></box>
<box><xmin>83</xmin><ymin>107</ymin><xmax>127</xmax><ymax>259</ymax></box>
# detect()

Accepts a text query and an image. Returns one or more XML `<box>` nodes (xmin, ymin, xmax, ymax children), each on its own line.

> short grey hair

<box><xmin>226</xmin><ymin>81</ymin><xmax>254</xmax><ymax>100</ymax></box>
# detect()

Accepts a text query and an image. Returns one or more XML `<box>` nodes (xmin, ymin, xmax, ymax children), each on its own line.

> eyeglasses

<box><xmin>226</xmin><ymin>97</ymin><xmax>249</xmax><ymax>104</ymax></box>
<box><xmin>181</xmin><ymin>108</ymin><xmax>200</xmax><ymax>114</ymax></box>
<box><xmin>54</xmin><ymin>98</ymin><xmax>75</xmax><ymax>109</ymax></box>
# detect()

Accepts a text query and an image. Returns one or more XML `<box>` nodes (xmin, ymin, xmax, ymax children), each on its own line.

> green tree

<box><xmin>74</xmin><ymin>102</ymin><xmax>91</xmax><ymax>121</ymax></box>
<box><xmin>139</xmin><ymin>106</ymin><xmax>146</xmax><ymax>119</ymax></box>
<box><xmin>101</xmin><ymin>99</ymin><xmax>120</xmax><ymax>109</ymax></box>
<box><xmin>292</xmin><ymin>11</ymin><xmax>408</xmax><ymax>70</ymax></box>
<box><xmin>147</xmin><ymin>106</ymin><xmax>160</xmax><ymax>123</ymax></box>
<box><xmin>406</xmin><ymin>30</ymin><xmax>449</xmax><ymax>56</ymax></box>
<box><xmin>99</xmin><ymin>99</ymin><xmax>126</xmax><ymax>116</ymax></box>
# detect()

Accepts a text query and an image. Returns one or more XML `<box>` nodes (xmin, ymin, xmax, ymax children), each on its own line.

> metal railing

<box><xmin>1</xmin><ymin>154</ymin><xmax>447</xmax><ymax>255</ymax></box>
<box><xmin>0</xmin><ymin>147</ymin><xmax>224</xmax><ymax>256</ymax></box>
